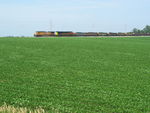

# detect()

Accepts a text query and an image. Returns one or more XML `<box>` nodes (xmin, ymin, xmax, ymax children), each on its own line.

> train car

<box><xmin>75</xmin><ymin>32</ymin><xmax>86</xmax><ymax>36</ymax></box>
<box><xmin>126</xmin><ymin>32</ymin><xmax>134</xmax><ymax>36</ymax></box>
<box><xmin>126</xmin><ymin>32</ymin><xmax>150</xmax><ymax>36</ymax></box>
<box><xmin>85</xmin><ymin>32</ymin><xmax>98</xmax><ymax>36</ymax></box>
<box><xmin>56</xmin><ymin>31</ymin><xmax>75</xmax><ymax>36</ymax></box>
<box><xmin>145</xmin><ymin>33</ymin><xmax>150</xmax><ymax>36</ymax></box>
<box><xmin>98</xmin><ymin>32</ymin><xmax>108</xmax><ymax>36</ymax></box>
<box><xmin>108</xmin><ymin>32</ymin><xmax>118</xmax><ymax>36</ymax></box>
<box><xmin>117</xmin><ymin>32</ymin><xmax>127</xmax><ymax>36</ymax></box>
<box><xmin>75</xmin><ymin>32</ymin><xmax>98</xmax><ymax>36</ymax></box>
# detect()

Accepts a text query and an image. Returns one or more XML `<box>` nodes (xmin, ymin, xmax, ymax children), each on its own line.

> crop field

<box><xmin>0</xmin><ymin>37</ymin><xmax>150</xmax><ymax>113</ymax></box>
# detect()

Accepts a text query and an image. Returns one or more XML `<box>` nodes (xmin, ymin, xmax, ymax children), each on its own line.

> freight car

<box><xmin>117</xmin><ymin>32</ymin><xmax>127</xmax><ymax>36</ymax></box>
<box><xmin>108</xmin><ymin>32</ymin><xmax>118</xmax><ymax>36</ymax></box>
<box><xmin>98</xmin><ymin>32</ymin><xmax>108</xmax><ymax>36</ymax></box>
<box><xmin>75</xmin><ymin>32</ymin><xmax>98</xmax><ymax>36</ymax></box>
<box><xmin>85</xmin><ymin>32</ymin><xmax>98</xmax><ymax>36</ymax></box>
<box><xmin>75</xmin><ymin>32</ymin><xmax>87</xmax><ymax>36</ymax></box>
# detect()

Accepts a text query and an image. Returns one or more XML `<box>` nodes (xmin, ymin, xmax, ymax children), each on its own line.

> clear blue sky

<box><xmin>0</xmin><ymin>0</ymin><xmax>150</xmax><ymax>36</ymax></box>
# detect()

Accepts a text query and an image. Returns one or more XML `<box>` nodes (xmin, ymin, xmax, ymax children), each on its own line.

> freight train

<box><xmin>34</xmin><ymin>31</ymin><xmax>150</xmax><ymax>37</ymax></box>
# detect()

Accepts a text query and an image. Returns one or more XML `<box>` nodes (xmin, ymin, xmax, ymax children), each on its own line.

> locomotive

<box><xmin>34</xmin><ymin>31</ymin><xmax>75</xmax><ymax>37</ymax></box>
<box><xmin>34</xmin><ymin>31</ymin><xmax>55</xmax><ymax>37</ymax></box>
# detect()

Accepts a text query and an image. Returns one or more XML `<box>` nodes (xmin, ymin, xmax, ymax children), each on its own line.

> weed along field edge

<box><xmin>0</xmin><ymin>37</ymin><xmax>150</xmax><ymax>112</ymax></box>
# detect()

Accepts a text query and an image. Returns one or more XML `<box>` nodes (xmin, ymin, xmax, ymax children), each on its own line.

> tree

<box><xmin>133</xmin><ymin>28</ymin><xmax>141</xmax><ymax>34</ymax></box>
<box><xmin>143</xmin><ymin>25</ymin><xmax>150</xmax><ymax>33</ymax></box>
<box><xmin>132</xmin><ymin>25</ymin><xmax>150</xmax><ymax>34</ymax></box>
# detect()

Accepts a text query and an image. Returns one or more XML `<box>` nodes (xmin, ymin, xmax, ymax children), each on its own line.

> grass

<box><xmin>0</xmin><ymin>37</ymin><xmax>150</xmax><ymax>113</ymax></box>
<box><xmin>0</xmin><ymin>103</ymin><xmax>45</xmax><ymax>113</ymax></box>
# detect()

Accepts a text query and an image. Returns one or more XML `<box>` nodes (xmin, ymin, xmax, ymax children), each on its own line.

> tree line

<box><xmin>133</xmin><ymin>25</ymin><xmax>150</xmax><ymax>34</ymax></box>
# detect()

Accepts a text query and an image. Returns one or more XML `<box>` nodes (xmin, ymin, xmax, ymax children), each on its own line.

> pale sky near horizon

<box><xmin>0</xmin><ymin>0</ymin><xmax>150</xmax><ymax>36</ymax></box>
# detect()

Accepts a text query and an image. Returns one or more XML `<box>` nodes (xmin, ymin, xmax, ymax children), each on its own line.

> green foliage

<box><xmin>0</xmin><ymin>37</ymin><xmax>150</xmax><ymax>112</ymax></box>
<box><xmin>142</xmin><ymin>25</ymin><xmax>150</xmax><ymax>33</ymax></box>
<box><xmin>133</xmin><ymin>25</ymin><xmax>150</xmax><ymax>34</ymax></box>
<box><xmin>133</xmin><ymin>28</ymin><xmax>141</xmax><ymax>34</ymax></box>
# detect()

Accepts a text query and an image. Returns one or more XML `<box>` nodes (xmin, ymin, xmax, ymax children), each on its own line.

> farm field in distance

<box><xmin>0</xmin><ymin>37</ymin><xmax>150</xmax><ymax>113</ymax></box>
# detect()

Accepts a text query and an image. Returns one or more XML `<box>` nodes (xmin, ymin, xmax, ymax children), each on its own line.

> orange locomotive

<box><xmin>34</xmin><ymin>31</ymin><xmax>55</xmax><ymax>37</ymax></box>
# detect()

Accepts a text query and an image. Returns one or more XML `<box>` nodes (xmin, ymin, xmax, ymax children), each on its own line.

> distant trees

<box><xmin>133</xmin><ymin>25</ymin><xmax>150</xmax><ymax>34</ymax></box>
<box><xmin>143</xmin><ymin>25</ymin><xmax>150</xmax><ymax>33</ymax></box>
<box><xmin>133</xmin><ymin>28</ymin><xmax>141</xmax><ymax>34</ymax></box>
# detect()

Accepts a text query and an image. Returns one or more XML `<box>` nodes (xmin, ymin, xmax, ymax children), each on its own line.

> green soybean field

<box><xmin>0</xmin><ymin>37</ymin><xmax>150</xmax><ymax>113</ymax></box>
